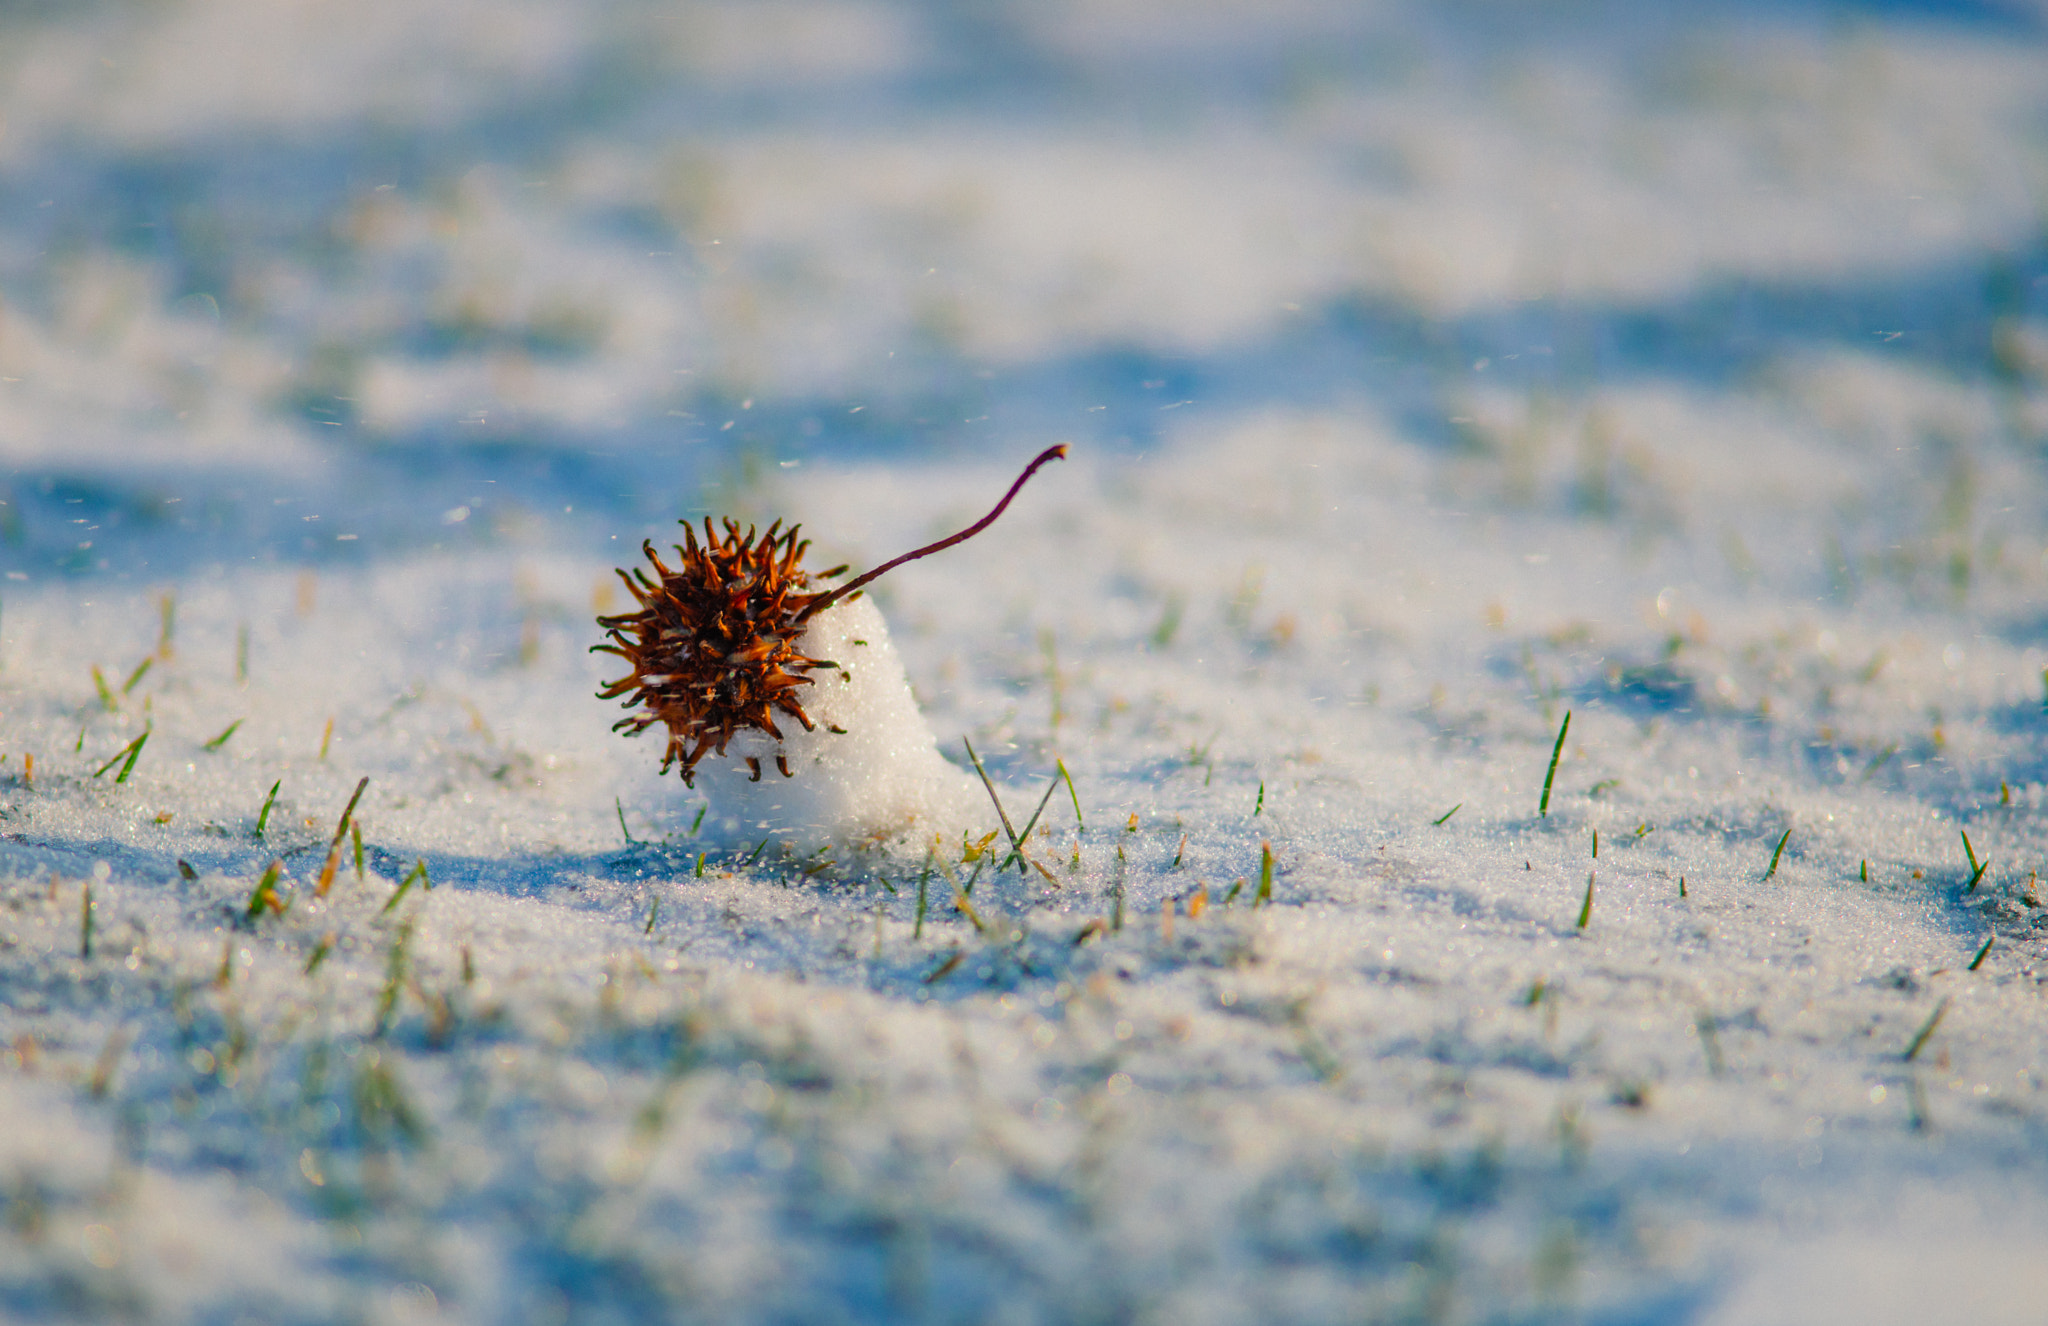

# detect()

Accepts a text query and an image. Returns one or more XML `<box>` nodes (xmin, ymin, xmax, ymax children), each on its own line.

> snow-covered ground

<box><xmin>3</xmin><ymin>2</ymin><xmax>2048</xmax><ymax>1321</ymax></box>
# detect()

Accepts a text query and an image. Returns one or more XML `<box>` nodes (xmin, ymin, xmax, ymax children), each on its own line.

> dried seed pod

<box><xmin>595</xmin><ymin>446</ymin><xmax>1066</xmax><ymax>795</ymax></box>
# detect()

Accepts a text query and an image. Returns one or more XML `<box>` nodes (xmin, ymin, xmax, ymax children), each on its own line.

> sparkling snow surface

<box><xmin>2</xmin><ymin>2</ymin><xmax>2048</xmax><ymax>1323</ymax></box>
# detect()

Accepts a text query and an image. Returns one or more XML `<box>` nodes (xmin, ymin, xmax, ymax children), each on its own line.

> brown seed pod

<box><xmin>595</xmin><ymin>444</ymin><xmax>1067</xmax><ymax>787</ymax></box>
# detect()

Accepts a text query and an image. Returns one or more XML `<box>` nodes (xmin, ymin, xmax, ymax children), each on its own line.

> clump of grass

<box><xmin>1539</xmin><ymin>711</ymin><xmax>1570</xmax><ymax>817</ymax></box>
<box><xmin>1762</xmin><ymin>828</ymin><xmax>1792</xmax><ymax>881</ymax></box>
<box><xmin>1961</xmin><ymin>830</ymin><xmax>1990</xmax><ymax>893</ymax></box>
<box><xmin>93</xmin><ymin>729</ymin><xmax>151</xmax><ymax>782</ymax></box>
<box><xmin>315</xmin><ymin>777</ymin><xmax>370</xmax><ymax>898</ymax></box>
<box><xmin>246</xmin><ymin>861</ymin><xmax>286</xmax><ymax>918</ymax></box>
<box><xmin>999</xmin><ymin>773</ymin><xmax>1063</xmax><ymax>875</ymax></box>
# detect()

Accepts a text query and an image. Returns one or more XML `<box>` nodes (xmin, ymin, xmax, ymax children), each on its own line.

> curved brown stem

<box><xmin>795</xmin><ymin>444</ymin><xmax>1068</xmax><ymax>622</ymax></box>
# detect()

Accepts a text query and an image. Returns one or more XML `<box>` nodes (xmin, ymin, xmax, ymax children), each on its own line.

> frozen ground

<box><xmin>3</xmin><ymin>1</ymin><xmax>2048</xmax><ymax>1322</ymax></box>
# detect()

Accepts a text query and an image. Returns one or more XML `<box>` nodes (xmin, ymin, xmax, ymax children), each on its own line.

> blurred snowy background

<box><xmin>3</xmin><ymin>1</ymin><xmax>2048</xmax><ymax>1322</ymax></box>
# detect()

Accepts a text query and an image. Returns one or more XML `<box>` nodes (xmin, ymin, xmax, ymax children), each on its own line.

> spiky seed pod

<box><xmin>594</xmin><ymin>518</ymin><xmax>845</xmax><ymax>785</ymax></box>
<box><xmin>596</xmin><ymin>444</ymin><xmax>1067</xmax><ymax>787</ymax></box>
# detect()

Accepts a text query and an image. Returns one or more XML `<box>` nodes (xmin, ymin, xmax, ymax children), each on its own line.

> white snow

<box><xmin>1</xmin><ymin>1</ymin><xmax>2047</xmax><ymax>1322</ymax></box>
<box><xmin>694</xmin><ymin>593</ymin><xmax>987</xmax><ymax>856</ymax></box>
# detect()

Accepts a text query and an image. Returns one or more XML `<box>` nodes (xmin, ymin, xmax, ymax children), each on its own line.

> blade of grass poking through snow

<box><xmin>1962</xmin><ymin>830</ymin><xmax>1991</xmax><ymax>893</ymax></box>
<box><xmin>372</xmin><ymin>918</ymin><xmax>417</xmax><ymax>1038</ymax></box>
<box><xmin>351</xmin><ymin>821</ymin><xmax>364</xmax><ymax>882</ymax></box>
<box><xmin>999</xmin><ymin>773</ymin><xmax>1063</xmax><ymax>874</ymax></box>
<box><xmin>1254</xmin><ymin>841</ymin><xmax>1274</xmax><ymax>907</ymax></box>
<box><xmin>1539</xmin><ymin>710</ymin><xmax>1571</xmax><ymax>817</ymax></box>
<box><xmin>1577</xmin><ymin>872</ymin><xmax>1595</xmax><ymax>929</ymax></box>
<box><xmin>91</xmin><ymin>665</ymin><xmax>117</xmax><ymax>711</ymax></box>
<box><xmin>689</xmin><ymin>804</ymin><xmax>706</xmax><ymax>836</ymax></box>
<box><xmin>1903</xmin><ymin>997</ymin><xmax>1951</xmax><ymax>1062</ymax></box>
<box><xmin>93</xmin><ymin>729</ymin><xmax>151</xmax><ymax>781</ymax></box>
<box><xmin>1763</xmin><ymin>828</ymin><xmax>1792</xmax><ymax>881</ymax></box>
<box><xmin>382</xmin><ymin>860</ymin><xmax>428</xmax><ymax>915</ymax></box>
<box><xmin>305</xmin><ymin>932</ymin><xmax>335</xmax><ymax>976</ymax></box>
<box><xmin>114</xmin><ymin>728</ymin><xmax>149</xmax><ymax>783</ymax></box>
<box><xmin>1432</xmin><ymin>803</ymin><xmax>1462</xmax><ymax>826</ymax></box>
<box><xmin>80</xmin><ymin>882</ymin><xmax>93</xmax><ymax>959</ymax></box>
<box><xmin>954</xmin><ymin>888</ymin><xmax>986</xmax><ymax>935</ymax></box>
<box><xmin>1112</xmin><ymin>844</ymin><xmax>1126</xmax><ymax>930</ymax></box>
<box><xmin>1969</xmin><ymin>935</ymin><xmax>1995</xmax><ymax>971</ymax></box>
<box><xmin>315</xmin><ymin>777</ymin><xmax>370</xmax><ymax>897</ymax></box>
<box><xmin>644</xmin><ymin>895</ymin><xmax>660</xmax><ymax>935</ymax></box>
<box><xmin>1254</xmin><ymin>780</ymin><xmax>1264</xmax><ymax>816</ymax></box>
<box><xmin>963</xmin><ymin>737</ymin><xmax>1022</xmax><ymax>862</ymax></box>
<box><xmin>616</xmin><ymin>797</ymin><xmax>636</xmax><ymax>845</ymax></box>
<box><xmin>914</xmin><ymin>863</ymin><xmax>930</xmax><ymax>940</ymax></box>
<box><xmin>1057</xmin><ymin>759</ymin><xmax>1083</xmax><ymax>832</ymax></box>
<box><xmin>121</xmin><ymin>656</ymin><xmax>152</xmax><ymax>695</ymax></box>
<box><xmin>201</xmin><ymin>719</ymin><xmax>242</xmax><ymax>751</ymax></box>
<box><xmin>255</xmin><ymin>779</ymin><xmax>281</xmax><ymax>839</ymax></box>
<box><xmin>245</xmin><ymin>861</ymin><xmax>283</xmax><ymax>919</ymax></box>
<box><xmin>1694</xmin><ymin>1011</ymin><xmax>1725</xmax><ymax>1077</ymax></box>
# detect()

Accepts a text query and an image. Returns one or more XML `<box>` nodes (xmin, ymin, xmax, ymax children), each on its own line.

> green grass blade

<box><xmin>202</xmin><ymin>719</ymin><xmax>243</xmax><ymax>751</ymax></box>
<box><xmin>255</xmin><ymin>779</ymin><xmax>281</xmax><ymax>838</ymax></box>
<box><xmin>1902</xmin><ymin>997</ymin><xmax>1950</xmax><ymax>1062</ymax></box>
<box><xmin>381</xmin><ymin>860</ymin><xmax>428</xmax><ymax>915</ymax></box>
<box><xmin>246</xmin><ymin>861</ymin><xmax>283</xmax><ymax>919</ymax></box>
<box><xmin>1763</xmin><ymin>828</ymin><xmax>1792</xmax><ymax>880</ymax></box>
<box><xmin>1539</xmin><ymin>711</ymin><xmax>1571</xmax><ymax>817</ymax></box>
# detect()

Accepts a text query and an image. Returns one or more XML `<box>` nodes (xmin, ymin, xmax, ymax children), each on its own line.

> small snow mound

<box><xmin>697</xmin><ymin>594</ymin><xmax>985</xmax><ymax>855</ymax></box>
